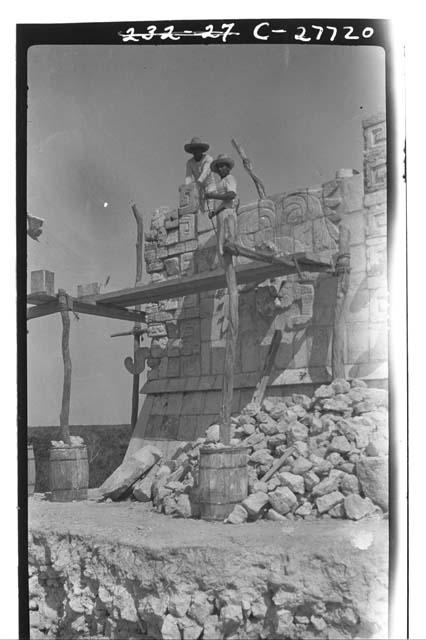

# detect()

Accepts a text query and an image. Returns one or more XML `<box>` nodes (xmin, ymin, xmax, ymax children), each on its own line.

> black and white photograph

<box><xmin>16</xmin><ymin>17</ymin><xmax>408</xmax><ymax>640</ymax></box>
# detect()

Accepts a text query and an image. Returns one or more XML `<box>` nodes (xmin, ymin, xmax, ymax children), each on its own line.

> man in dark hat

<box><xmin>205</xmin><ymin>154</ymin><xmax>238</xmax><ymax>257</ymax></box>
<box><xmin>184</xmin><ymin>137</ymin><xmax>215</xmax><ymax>211</ymax></box>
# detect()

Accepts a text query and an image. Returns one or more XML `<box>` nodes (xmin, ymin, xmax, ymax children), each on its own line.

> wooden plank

<box><xmin>220</xmin><ymin>250</ymin><xmax>239</xmax><ymax>445</ymax></box>
<box><xmin>332</xmin><ymin>224</ymin><xmax>351</xmax><ymax>379</ymax></box>
<box><xmin>96</xmin><ymin>253</ymin><xmax>333</xmax><ymax>308</ymax></box>
<box><xmin>73</xmin><ymin>300</ymin><xmax>146</xmax><ymax>323</ymax></box>
<box><xmin>252</xmin><ymin>329</ymin><xmax>282</xmax><ymax>405</ymax></box>
<box><xmin>131</xmin><ymin>202</ymin><xmax>144</xmax><ymax>430</ymax></box>
<box><xmin>27</xmin><ymin>300</ymin><xmax>60</xmax><ymax>320</ymax></box>
<box><xmin>58</xmin><ymin>289</ymin><xmax>72</xmax><ymax>445</ymax></box>
<box><xmin>27</xmin><ymin>292</ymin><xmax>57</xmax><ymax>305</ymax></box>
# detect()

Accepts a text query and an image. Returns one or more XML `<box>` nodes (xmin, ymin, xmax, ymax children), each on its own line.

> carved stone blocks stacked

<box><xmin>345</xmin><ymin>113</ymin><xmax>387</xmax><ymax>380</ymax></box>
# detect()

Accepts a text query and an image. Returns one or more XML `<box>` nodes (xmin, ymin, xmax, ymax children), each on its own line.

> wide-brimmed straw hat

<box><xmin>210</xmin><ymin>154</ymin><xmax>235</xmax><ymax>174</ymax></box>
<box><xmin>184</xmin><ymin>137</ymin><xmax>210</xmax><ymax>154</ymax></box>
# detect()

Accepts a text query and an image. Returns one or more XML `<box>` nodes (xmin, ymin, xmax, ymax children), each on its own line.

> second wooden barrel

<box><xmin>49</xmin><ymin>445</ymin><xmax>89</xmax><ymax>502</ymax></box>
<box><xmin>28</xmin><ymin>444</ymin><xmax>36</xmax><ymax>496</ymax></box>
<box><xmin>197</xmin><ymin>445</ymin><xmax>248</xmax><ymax>521</ymax></box>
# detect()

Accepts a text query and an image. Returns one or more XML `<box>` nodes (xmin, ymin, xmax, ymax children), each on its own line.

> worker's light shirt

<box><xmin>185</xmin><ymin>154</ymin><xmax>215</xmax><ymax>191</ymax></box>
<box><xmin>215</xmin><ymin>174</ymin><xmax>237</xmax><ymax>211</ymax></box>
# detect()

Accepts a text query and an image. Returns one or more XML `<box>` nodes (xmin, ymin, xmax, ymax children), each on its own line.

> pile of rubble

<box><xmin>98</xmin><ymin>379</ymin><xmax>388</xmax><ymax>523</ymax></box>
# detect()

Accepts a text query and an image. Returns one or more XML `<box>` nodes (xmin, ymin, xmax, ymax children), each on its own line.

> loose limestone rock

<box><xmin>277</xmin><ymin>471</ymin><xmax>305</xmax><ymax>495</ymax></box>
<box><xmin>242</xmin><ymin>492</ymin><xmax>270</xmax><ymax>520</ymax></box>
<box><xmin>225</xmin><ymin>504</ymin><xmax>249</xmax><ymax>525</ymax></box>
<box><xmin>316</xmin><ymin>491</ymin><xmax>344</xmax><ymax>514</ymax></box>
<box><xmin>100</xmin><ymin>445</ymin><xmax>162</xmax><ymax>500</ymax></box>
<box><xmin>161</xmin><ymin>614</ymin><xmax>181</xmax><ymax>640</ymax></box>
<box><xmin>356</xmin><ymin>456</ymin><xmax>389</xmax><ymax>510</ymax></box>
<box><xmin>268</xmin><ymin>486</ymin><xmax>298</xmax><ymax>515</ymax></box>
<box><xmin>344</xmin><ymin>494</ymin><xmax>376</xmax><ymax>520</ymax></box>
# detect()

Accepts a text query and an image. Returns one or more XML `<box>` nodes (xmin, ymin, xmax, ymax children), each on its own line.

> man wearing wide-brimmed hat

<box><xmin>205</xmin><ymin>154</ymin><xmax>238</xmax><ymax>257</ymax></box>
<box><xmin>184</xmin><ymin>137</ymin><xmax>215</xmax><ymax>208</ymax></box>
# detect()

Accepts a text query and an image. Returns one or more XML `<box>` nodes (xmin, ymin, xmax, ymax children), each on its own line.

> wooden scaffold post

<box><xmin>58</xmin><ymin>288</ymin><xmax>72</xmax><ymax>445</ymax></box>
<box><xmin>130</xmin><ymin>202</ymin><xmax>144</xmax><ymax>429</ymax></box>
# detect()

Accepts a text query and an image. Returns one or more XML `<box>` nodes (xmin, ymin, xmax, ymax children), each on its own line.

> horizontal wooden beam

<box><xmin>27</xmin><ymin>300</ymin><xmax>60</xmax><ymax>320</ymax></box>
<box><xmin>72</xmin><ymin>299</ymin><xmax>146</xmax><ymax>323</ymax></box>
<box><xmin>96</xmin><ymin>252</ymin><xmax>334</xmax><ymax>308</ymax></box>
<box><xmin>27</xmin><ymin>295</ymin><xmax>146</xmax><ymax>323</ymax></box>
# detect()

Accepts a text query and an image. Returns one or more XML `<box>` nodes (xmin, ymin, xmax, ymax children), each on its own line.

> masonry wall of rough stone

<box><xmin>133</xmin><ymin>115</ymin><xmax>387</xmax><ymax>449</ymax></box>
<box><xmin>28</xmin><ymin>526</ymin><xmax>388</xmax><ymax>639</ymax></box>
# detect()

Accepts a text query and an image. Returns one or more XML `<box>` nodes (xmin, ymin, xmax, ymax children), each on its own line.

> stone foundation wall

<box><xmin>131</xmin><ymin>115</ymin><xmax>387</xmax><ymax>449</ymax></box>
<box><xmin>28</xmin><ymin>524</ymin><xmax>388</xmax><ymax>639</ymax></box>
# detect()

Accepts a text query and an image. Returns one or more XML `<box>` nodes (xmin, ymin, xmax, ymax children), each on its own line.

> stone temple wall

<box><xmin>127</xmin><ymin>114</ymin><xmax>387</xmax><ymax>457</ymax></box>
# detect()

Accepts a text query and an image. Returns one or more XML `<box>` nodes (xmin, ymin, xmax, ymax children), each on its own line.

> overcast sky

<box><xmin>27</xmin><ymin>43</ymin><xmax>385</xmax><ymax>425</ymax></box>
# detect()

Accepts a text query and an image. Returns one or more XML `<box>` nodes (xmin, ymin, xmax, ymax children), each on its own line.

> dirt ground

<box><xmin>29</xmin><ymin>493</ymin><xmax>388</xmax><ymax>553</ymax></box>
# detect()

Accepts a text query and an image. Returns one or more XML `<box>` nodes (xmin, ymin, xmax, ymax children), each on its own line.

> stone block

<box><xmin>167</xmin><ymin>357</ymin><xmax>180</xmax><ymax>378</ymax></box>
<box><xmin>347</xmin><ymin>323</ymin><xmax>370</xmax><ymax>364</ymax></box>
<box><xmin>165</xmin><ymin>218</ymin><xmax>179</xmax><ymax>230</ymax></box>
<box><xmin>338</xmin><ymin>174</ymin><xmax>364</xmax><ymax>213</ymax></box>
<box><xmin>165</xmin><ymin>229</ymin><xmax>179</xmax><ymax>247</ymax></box>
<box><xmin>181</xmin><ymin>355</ymin><xmax>201</xmax><ymax>378</ymax></box>
<box><xmin>344</xmin><ymin>210</ymin><xmax>366</xmax><ymax>246</ymax></box>
<box><xmin>363</xmin><ymin>116</ymin><xmax>386</xmax><ymax>150</ymax></box>
<box><xmin>147</xmin><ymin>367</ymin><xmax>159</xmax><ymax>381</ymax></box>
<box><xmin>366</xmin><ymin>237</ymin><xmax>387</xmax><ymax>277</ymax></box>
<box><xmin>147</xmin><ymin>323</ymin><xmax>167</xmax><ymax>338</ymax></box>
<box><xmin>167</xmin><ymin>338</ymin><xmax>183</xmax><ymax>357</ymax></box>
<box><xmin>199</xmin><ymin>297</ymin><xmax>214</xmax><ymax>318</ymax></box>
<box><xmin>181</xmin><ymin>391</ymin><xmax>205</xmax><ymax>415</ymax></box>
<box><xmin>200</xmin><ymin>343</ymin><xmax>211</xmax><ymax>375</ymax></box>
<box><xmin>157</xmin><ymin>246</ymin><xmax>168</xmax><ymax>258</ymax></box>
<box><xmin>350</xmin><ymin>244</ymin><xmax>367</xmax><ymax>273</ymax></box>
<box><xmin>369</xmin><ymin>323</ymin><xmax>388</xmax><ymax>362</ymax></box>
<box><xmin>150</xmin><ymin>337</ymin><xmax>168</xmax><ymax>359</ymax></box>
<box><xmin>164</xmin><ymin>257</ymin><xmax>180</xmax><ymax>277</ymax></box>
<box><xmin>31</xmin><ymin>270</ymin><xmax>55</xmax><ymax>295</ymax></box>
<box><xmin>146</xmin><ymin>259</ymin><xmax>164</xmax><ymax>273</ymax></box>
<box><xmin>240</xmin><ymin>330</ymin><xmax>260</xmax><ymax>373</ymax></box>
<box><xmin>180</xmin><ymin>252</ymin><xmax>195</xmax><ymax>277</ymax></box>
<box><xmin>76</xmin><ymin>281</ymin><xmax>100</xmax><ymax>298</ymax></box>
<box><xmin>164</xmin><ymin>393</ymin><xmax>184</xmax><ymax>416</ymax></box>
<box><xmin>225</xmin><ymin>504</ymin><xmax>248</xmax><ymax>524</ymax></box>
<box><xmin>179</xmin><ymin>214</ymin><xmax>196</xmax><ymax>242</ymax></box>
<box><xmin>364</xmin><ymin>146</ymin><xmax>387</xmax><ymax>193</ymax></box>
<box><xmin>166</xmin><ymin>320</ymin><xmax>179</xmax><ymax>338</ymax></box>
<box><xmin>133</xmin><ymin>462</ymin><xmax>160</xmax><ymax>502</ymax></box>
<box><xmin>183</xmin><ymin>293</ymin><xmax>199</xmax><ymax>308</ymax></box>
<box><xmin>364</xmin><ymin>189</ymin><xmax>386</xmax><ymax>208</ymax></box>
<box><xmin>366</xmin><ymin>205</ymin><xmax>387</xmax><ymax>238</ymax></box>
<box><xmin>147</xmin><ymin>311</ymin><xmax>175</xmax><ymax>324</ymax></box>
<box><xmin>178</xmin><ymin>182</ymin><xmax>199</xmax><ymax>215</ymax></box>
<box><xmin>211</xmin><ymin>345</ymin><xmax>226</xmax><ymax>375</ymax></box>
<box><xmin>369</xmin><ymin>287</ymin><xmax>388</xmax><ymax>323</ymax></box>
<box><xmin>204</xmin><ymin>391</ymin><xmax>222</xmax><ymax>414</ymax></box>
<box><xmin>156</xmin><ymin>358</ymin><xmax>167</xmax><ymax>377</ymax></box>
<box><xmin>178</xmin><ymin>416</ymin><xmax>197</xmax><ymax>442</ymax></box>
<box><xmin>179</xmin><ymin>318</ymin><xmax>201</xmax><ymax>347</ymax></box>
<box><xmin>168</xmin><ymin>241</ymin><xmax>188</xmax><ymax>257</ymax></box>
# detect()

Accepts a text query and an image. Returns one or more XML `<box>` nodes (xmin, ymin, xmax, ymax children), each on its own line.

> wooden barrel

<box><xmin>28</xmin><ymin>445</ymin><xmax>36</xmax><ymax>496</ymax></box>
<box><xmin>197</xmin><ymin>446</ymin><xmax>248</xmax><ymax>521</ymax></box>
<box><xmin>49</xmin><ymin>445</ymin><xmax>89</xmax><ymax>502</ymax></box>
